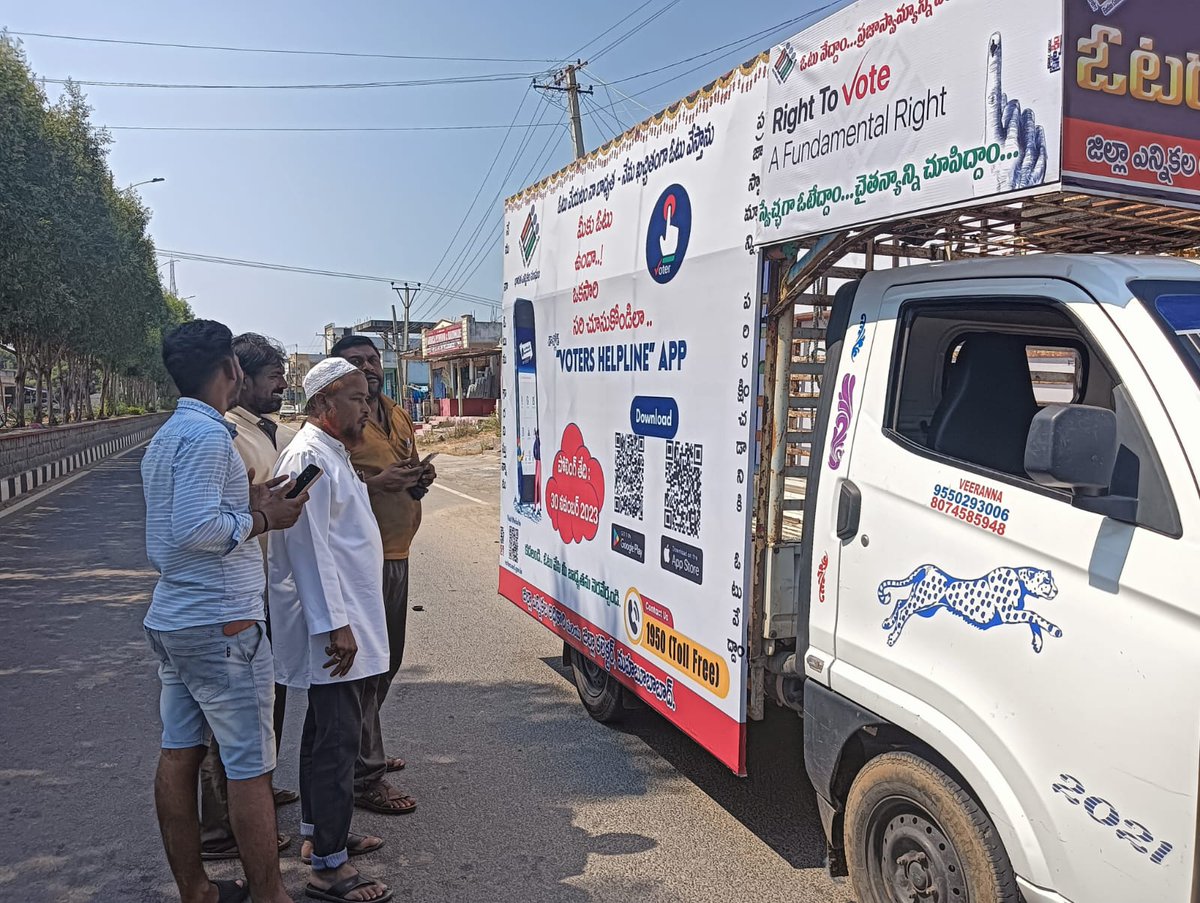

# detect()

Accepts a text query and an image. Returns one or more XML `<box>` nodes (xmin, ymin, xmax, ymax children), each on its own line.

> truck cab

<box><xmin>801</xmin><ymin>254</ymin><xmax>1200</xmax><ymax>903</ymax></box>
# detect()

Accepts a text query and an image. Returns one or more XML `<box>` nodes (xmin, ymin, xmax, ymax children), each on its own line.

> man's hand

<box><xmin>366</xmin><ymin>462</ymin><xmax>425</xmax><ymax>493</ymax></box>
<box><xmin>985</xmin><ymin>32</ymin><xmax>1047</xmax><ymax>191</ymax></box>
<box><xmin>248</xmin><ymin>469</ymin><xmax>308</xmax><ymax>532</ymax></box>
<box><xmin>324</xmin><ymin>625</ymin><xmax>358</xmax><ymax>678</ymax></box>
<box><xmin>419</xmin><ymin>461</ymin><xmax>437</xmax><ymax>487</ymax></box>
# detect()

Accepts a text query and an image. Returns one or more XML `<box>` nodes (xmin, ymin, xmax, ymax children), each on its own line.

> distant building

<box><xmin>285</xmin><ymin>352</ymin><xmax>326</xmax><ymax>408</ymax></box>
<box><xmin>319</xmin><ymin>322</ymin><xmax>432</xmax><ymax>416</ymax></box>
<box><xmin>419</xmin><ymin>315</ymin><xmax>501</xmax><ymax>417</ymax></box>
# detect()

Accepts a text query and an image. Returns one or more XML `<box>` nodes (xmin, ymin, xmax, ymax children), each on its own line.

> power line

<box><xmin>10</xmin><ymin>30</ymin><xmax>559</xmax><ymax>63</ymax></box>
<box><xmin>581</xmin><ymin>94</ymin><xmax>622</xmax><ymax>143</ymax></box>
<box><xmin>154</xmin><ymin>249</ymin><xmax>500</xmax><ymax>308</ymax></box>
<box><xmin>103</xmin><ymin>122</ymin><xmax>562</xmax><ymax>133</ymax></box>
<box><xmin>414</xmin><ymin>95</ymin><xmax>559</xmax><ymax>321</ymax></box>
<box><xmin>562</xmin><ymin>0</ymin><xmax>659</xmax><ymax>62</ymax></box>
<box><xmin>40</xmin><ymin>72</ymin><xmax>533</xmax><ymax>90</ymax></box>
<box><xmin>444</xmin><ymin>118</ymin><xmax>568</xmax><ymax>302</ymax></box>
<box><xmin>589</xmin><ymin>0</ymin><xmax>684</xmax><ymax>62</ymax></box>
<box><xmin>585</xmin><ymin>69</ymin><xmax>655</xmax><ymax>115</ymax></box>
<box><xmin>420</xmin><ymin>86</ymin><xmax>535</xmax><ymax>302</ymax></box>
<box><xmin>417</xmin><ymin>93</ymin><xmax>559</xmax><ymax>316</ymax></box>
<box><xmin>431</xmin><ymin>126</ymin><xmax>568</xmax><ymax>320</ymax></box>
<box><xmin>623</xmin><ymin>3</ymin><xmax>846</xmax><ymax>100</ymax></box>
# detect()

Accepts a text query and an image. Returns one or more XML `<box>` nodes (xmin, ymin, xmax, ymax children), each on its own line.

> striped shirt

<box><xmin>142</xmin><ymin>398</ymin><xmax>264</xmax><ymax>631</ymax></box>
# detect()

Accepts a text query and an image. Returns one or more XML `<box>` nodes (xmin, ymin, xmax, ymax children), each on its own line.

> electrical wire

<box><xmin>413</xmin><ymin>95</ymin><xmax>559</xmax><ymax>320</ymax></box>
<box><xmin>102</xmin><ymin>122</ymin><xmax>563</xmax><ymax>133</ymax></box>
<box><xmin>10</xmin><ymin>30</ymin><xmax>559</xmax><ymax>63</ymax></box>
<box><xmin>40</xmin><ymin>72</ymin><xmax>533</xmax><ymax>90</ymax></box>
<box><xmin>588</xmin><ymin>0</ymin><xmax>684</xmax><ymax>63</ymax></box>
<box><xmin>624</xmin><ymin>2</ymin><xmax>846</xmax><ymax>100</ymax></box>
<box><xmin>153</xmin><ymin>249</ymin><xmax>500</xmax><ymax>308</ymax></box>
<box><xmin>560</xmin><ymin>0</ymin><xmax>659</xmax><ymax>63</ymax></box>
<box><xmin>429</xmin><ymin>126</ymin><xmax>567</xmax><ymax>320</ymax></box>
<box><xmin>581</xmin><ymin>94</ymin><xmax>622</xmax><ymax>143</ymax></box>
<box><xmin>419</xmin><ymin>86</ymin><xmax>536</xmax><ymax>303</ymax></box>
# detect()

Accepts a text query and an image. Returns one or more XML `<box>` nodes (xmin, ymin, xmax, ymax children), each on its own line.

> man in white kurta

<box><xmin>268</xmin><ymin>358</ymin><xmax>393</xmax><ymax>902</ymax></box>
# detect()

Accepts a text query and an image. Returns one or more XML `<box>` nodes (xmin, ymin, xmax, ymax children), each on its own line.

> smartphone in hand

<box><xmin>285</xmin><ymin>464</ymin><xmax>323</xmax><ymax>499</ymax></box>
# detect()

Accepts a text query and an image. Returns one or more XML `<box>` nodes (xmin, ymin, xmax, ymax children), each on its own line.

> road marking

<box><xmin>430</xmin><ymin>483</ymin><xmax>491</xmax><ymax>506</ymax></box>
<box><xmin>0</xmin><ymin>439</ymin><xmax>150</xmax><ymax>522</ymax></box>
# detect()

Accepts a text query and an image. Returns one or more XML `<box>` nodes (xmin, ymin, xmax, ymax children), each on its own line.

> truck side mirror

<box><xmin>1024</xmin><ymin>404</ymin><xmax>1137</xmax><ymax>523</ymax></box>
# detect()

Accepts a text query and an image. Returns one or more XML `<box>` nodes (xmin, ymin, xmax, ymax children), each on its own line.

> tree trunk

<box><xmin>84</xmin><ymin>358</ymin><xmax>95</xmax><ymax>420</ymax></box>
<box><xmin>43</xmin><ymin>360</ymin><xmax>56</xmax><ymax>426</ymax></box>
<box><xmin>33</xmin><ymin>366</ymin><xmax>44</xmax><ymax>424</ymax></box>
<box><xmin>98</xmin><ymin>363</ymin><xmax>111</xmax><ymax>419</ymax></box>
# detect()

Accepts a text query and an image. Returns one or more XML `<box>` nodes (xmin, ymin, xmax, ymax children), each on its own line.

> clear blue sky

<box><xmin>7</xmin><ymin>0</ymin><xmax>847</xmax><ymax>352</ymax></box>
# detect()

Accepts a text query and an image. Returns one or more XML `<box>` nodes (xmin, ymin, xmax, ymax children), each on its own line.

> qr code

<box><xmin>664</xmin><ymin>440</ymin><xmax>702</xmax><ymax>537</ymax></box>
<box><xmin>507</xmin><ymin>526</ymin><xmax>519</xmax><ymax>563</ymax></box>
<box><xmin>614</xmin><ymin>432</ymin><xmax>645</xmax><ymax>520</ymax></box>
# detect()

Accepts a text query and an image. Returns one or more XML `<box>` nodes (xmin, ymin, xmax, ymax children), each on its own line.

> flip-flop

<box><xmin>301</xmin><ymin>832</ymin><xmax>386</xmax><ymax>865</ymax></box>
<box><xmin>212</xmin><ymin>879</ymin><xmax>250</xmax><ymax>903</ymax></box>
<box><xmin>305</xmin><ymin>874</ymin><xmax>392</xmax><ymax>903</ymax></box>
<box><xmin>354</xmin><ymin>785</ymin><xmax>416</xmax><ymax>815</ymax></box>
<box><xmin>202</xmin><ymin>833</ymin><xmax>292</xmax><ymax>861</ymax></box>
<box><xmin>385</xmin><ymin>757</ymin><xmax>405</xmax><ymax>772</ymax></box>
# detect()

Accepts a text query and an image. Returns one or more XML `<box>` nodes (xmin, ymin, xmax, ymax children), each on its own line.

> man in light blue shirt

<box><xmin>142</xmin><ymin>320</ymin><xmax>308</xmax><ymax>903</ymax></box>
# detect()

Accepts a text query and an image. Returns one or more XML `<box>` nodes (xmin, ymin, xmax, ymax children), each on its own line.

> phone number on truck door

<box><xmin>930</xmin><ymin>484</ymin><xmax>1010</xmax><ymax>536</ymax></box>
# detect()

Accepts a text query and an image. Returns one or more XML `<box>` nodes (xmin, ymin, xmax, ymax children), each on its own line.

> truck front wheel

<box><xmin>845</xmin><ymin>752</ymin><xmax>1018</xmax><ymax>903</ymax></box>
<box><xmin>569</xmin><ymin>646</ymin><xmax>623</xmax><ymax>723</ymax></box>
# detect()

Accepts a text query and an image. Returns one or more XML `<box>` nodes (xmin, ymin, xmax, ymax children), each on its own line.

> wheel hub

<box><xmin>877</xmin><ymin>811</ymin><xmax>967</xmax><ymax>903</ymax></box>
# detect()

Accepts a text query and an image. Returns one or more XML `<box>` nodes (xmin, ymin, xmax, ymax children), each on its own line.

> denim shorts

<box><xmin>145</xmin><ymin>621</ymin><xmax>277</xmax><ymax>780</ymax></box>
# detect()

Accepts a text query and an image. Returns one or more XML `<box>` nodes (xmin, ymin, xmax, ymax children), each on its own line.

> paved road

<box><xmin>0</xmin><ymin>445</ymin><xmax>851</xmax><ymax>903</ymax></box>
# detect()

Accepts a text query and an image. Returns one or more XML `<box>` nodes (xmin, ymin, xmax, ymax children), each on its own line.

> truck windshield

<box><xmin>1129</xmin><ymin>280</ymin><xmax>1200</xmax><ymax>388</ymax></box>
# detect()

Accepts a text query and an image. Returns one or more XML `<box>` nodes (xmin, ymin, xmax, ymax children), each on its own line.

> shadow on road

<box><xmin>541</xmin><ymin>655</ymin><xmax>831</xmax><ymax>871</ymax></box>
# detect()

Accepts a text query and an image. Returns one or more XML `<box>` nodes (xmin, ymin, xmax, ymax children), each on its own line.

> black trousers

<box><xmin>354</xmin><ymin>559</ymin><xmax>409</xmax><ymax>794</ymax></box>
<box><xmin>300</xmin><ymin>678</ymin><xmax>365</xmax><ymax>868</ymax></box>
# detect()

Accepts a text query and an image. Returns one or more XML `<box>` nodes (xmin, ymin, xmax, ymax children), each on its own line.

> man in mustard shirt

<box><xmin>330</xmin><ymin>335</ymin><xmax>434</xmax><ymax>816</ymax></box>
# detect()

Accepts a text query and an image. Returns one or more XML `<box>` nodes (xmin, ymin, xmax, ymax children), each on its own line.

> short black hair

<box><xmin>162</xmin><ymin>319</ymin><xmax>234</xmax><ymax>397</ymax></box>
<box><xmin>329</xmin><ymin>334</ymin><xmax>379</xmax><ymax>358</ymax></box>
<box><xmin>232</xmin><ymin>332</ymin><xmax>286</xmax><ymax>378</ymax></box>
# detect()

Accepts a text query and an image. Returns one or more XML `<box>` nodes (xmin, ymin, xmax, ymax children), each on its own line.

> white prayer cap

<box><xmin>303</xmin><ymin>357</ymin><xmax>361</xmax><ymax>399</ymax></box>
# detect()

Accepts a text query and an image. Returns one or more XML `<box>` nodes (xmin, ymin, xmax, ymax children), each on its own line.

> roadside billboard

<box><xmin>499</xmin><ymin>59</ymin><xmax>768</xmax><ymax>774</ymax></box>
<box><xmin>1062</xmin><ymin>0</ymin><xmax>1200</xmax><ymax>205</ymax></box>
<box><xmin>424</xmin><ymin>322</ymin><xmax>467</xmax><ymax>358</ymax></box>
<box><xmin>757</xmin><ymin>0</ymin><xmax>1064</xmax><ymax>243</ymax></box>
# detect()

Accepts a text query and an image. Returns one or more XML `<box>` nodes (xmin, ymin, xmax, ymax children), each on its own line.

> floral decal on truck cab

<box><xmin>878</xmin><ymin>565</ymin><xmax>1062</xmax><ymax>653</ymax></box>
<box><xmin>827</xmin><ymin>373</ymin><xmax>856</xmax><ymax>470</ymax></box>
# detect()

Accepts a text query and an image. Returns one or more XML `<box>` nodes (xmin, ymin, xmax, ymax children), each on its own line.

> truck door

<box><xmin>832</xmin><ymin>275</ymin><xmax>1200</xmax><ymax>902</ymax></box>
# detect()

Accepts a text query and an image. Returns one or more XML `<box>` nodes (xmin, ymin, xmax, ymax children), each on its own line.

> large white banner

<box><xmin>499</xmin><ymin>60</ymin><xmax>768</xmax><ymax>774</ymax></box>
<box><xmin>757</xmin><ymin>0</ymin><xmax>1064</xmax><ymax>242</ymax></box>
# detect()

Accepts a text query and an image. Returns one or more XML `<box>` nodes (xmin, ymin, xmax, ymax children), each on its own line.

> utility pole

<box><xmin>390</xmin><ymin>282</ymin><xmax>420</xmax><ymax>406</ymax></box>
<box><xmin>169</xmin><ymin>259</ymin><xmax>177</xmax><ymax>296</ymax></box>
<box><xmin>536</xmin><ymin>61</ymin><xmax>592</xmax><ymax>160</ymax></box>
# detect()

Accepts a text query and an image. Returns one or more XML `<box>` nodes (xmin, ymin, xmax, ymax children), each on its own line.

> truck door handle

<box><xmin>837</xmin><ymin>480</ymin><xmax>862</xmax><ymax>542</ymax></box>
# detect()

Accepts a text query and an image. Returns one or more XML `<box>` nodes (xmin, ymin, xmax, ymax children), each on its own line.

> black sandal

<box><xmin>305</xmin><ymin>873</ymin><xmax>392</xmax><ymax>902</ymax></box>
<box><xmin>202</xmin><ymin>833</ymin><xmax>292</xmax><ymax>860</ymax></box>
<box><xmin>212</xmin><ymin>879</ymin><xmax>250</xmax><ymax>903</ymax></box>
<box><xmin>301</xmin><ymin>832</ymin><xmax>385</xmax><ymax>864</ymax></box>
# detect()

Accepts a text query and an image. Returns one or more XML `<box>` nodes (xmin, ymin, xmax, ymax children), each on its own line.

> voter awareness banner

<box><xmin>757</xmin><ymin>0</ymin><xmax>1064</xmax><ymax>242</ymax></box>
<box><xmin>499</xmin><ymin>59</ymin><xmax>768</xmax><ymax>774</ymax></box>
<box><xmin>1062</xmin><ymin>0</ymin><xmax>1200</xmax><ymax>205</ymax></box>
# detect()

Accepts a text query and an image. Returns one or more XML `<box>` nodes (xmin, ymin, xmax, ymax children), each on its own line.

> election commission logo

<box><xmin>646</xmin><ymin>184</ymin><xmax>691</xmax><ymax>284</ymax></box>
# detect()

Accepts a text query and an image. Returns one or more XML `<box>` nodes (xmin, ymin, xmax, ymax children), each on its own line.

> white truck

<box><xmin>499</xmin><ymin>2</ymin><xmax>1200</xmax><ymax>900</ymax></box>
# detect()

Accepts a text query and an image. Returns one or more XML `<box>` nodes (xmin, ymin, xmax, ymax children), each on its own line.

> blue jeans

<box><xmin>145</xmin><ymin>622</ymin><xmax>276</xmax><ymax>781</ymax></box>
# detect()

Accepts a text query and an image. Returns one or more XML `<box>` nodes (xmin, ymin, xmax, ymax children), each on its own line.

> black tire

<box><xmin>569</xmin><ymin>646</ymin><xmax>623</xmax><ymax>723</ymax></box>
<box><xmin>845</xmin><ymin>751</ymin><xmax>1018</xmax><ymax>903</ymax></box>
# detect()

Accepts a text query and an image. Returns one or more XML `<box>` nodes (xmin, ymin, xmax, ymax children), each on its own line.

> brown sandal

<box><xmin>385</xmin><ymin>756</ymin><xmax>405</xmax><ymax>772</ymax></box>
<box><xmin>354</xmin><ymin>784</ymin><xmax>417</xmax><ymax>815</ymax></box>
